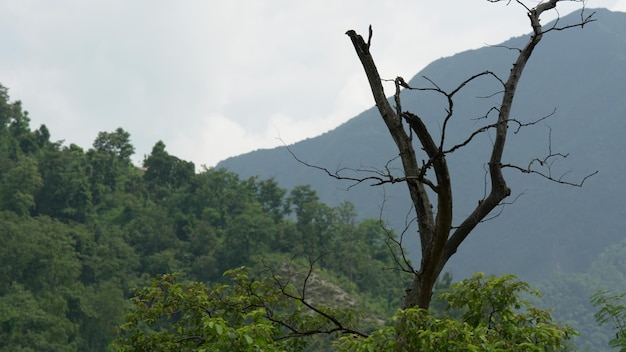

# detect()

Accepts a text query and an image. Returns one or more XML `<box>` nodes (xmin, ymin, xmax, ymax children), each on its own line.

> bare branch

<box><xmin>341</xmin><ymin>0</ymin><xmax>595</xmax><ymax>312</ymax></box>
<box><xmin>503</xmin><ymin>164</ymin><xmax>598</xmax><ymax>187</ymax></box>
<box><xmin>281</xmin><ymin>140</ymin><xmax>387</xmax><ymax>187</ymax></box>
<box><xmin>444</xmin><ymin>122</ymin><xmax>499</xmax><ymax>155</ymax></box>
<box><xmin>261</xmin><ymin>260</ymin><xmax>369</xmax><ymax>338</ymax></box>
<box><xmin>376</xmin><ymin>191</ymin><xmax>415</xmax><ymax>273</ymax></box>
<box><xmin>486</xmin><ymin>43</ymin><xmax>522</xmax><ymax>53</ymax></box>
<box><xmin>510</xmin><ymin>108</ymin><xmax>557</xmax><ymax>133</ymax></box>
<box><xmin>503</xmin><ymin>125</ymin><xmax>598</xmax><ymax>186</ymax></box>
<box><xmin>478</xmin><ymin>191</ymin><xmax>526</xmax><ymax>224</ymax></box>
<box><xmin>394</xmin><ymin>77</ymin><xmax>403</xmax><ymax>116</ymax></box>
<box><xmin>447</xmin><ymin>108</ymin><xmax>557</xmax><ymax>155</ymax></box>
<box><xmin>439</xmin><ymin>0</ymin><xmax>593</xmax><ymax>278</ymax></box>
<box><xmin>449</xmin><ymin>71</ymin><xmax>505</xmax><ymax>97</ymax></box>
<box><xmin>398</xmin><ymin>71</ymin><xmax>505</xmax><ymax>159</ymax></box>
<box><xmin>543</xmin><ymin>8</ymin><xmax>596</xmax><ymax>33</ymax></box>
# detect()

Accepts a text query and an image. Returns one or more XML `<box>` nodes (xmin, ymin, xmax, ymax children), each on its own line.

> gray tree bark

<box><xmin>346</xmin><ymin>0</ymin><xmax>593</xmax><ymax>310</ymax></box>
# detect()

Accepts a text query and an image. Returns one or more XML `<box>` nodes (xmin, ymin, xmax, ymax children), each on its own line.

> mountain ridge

<box><xmin>217</xmin><ymin>8</ymin><xmax>626</xmax><ymax>283</ymax></box>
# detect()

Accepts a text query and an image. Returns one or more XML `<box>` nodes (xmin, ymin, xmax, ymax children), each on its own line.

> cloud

<box><xmin>0</xmin><ymin>1</ymin><xmax>620</xmax><ymax>168</ymax></box>
<box><xmin>171</xmin><ymin>113</ymin><xmax>273</xmax><ymax>168</ymax></box>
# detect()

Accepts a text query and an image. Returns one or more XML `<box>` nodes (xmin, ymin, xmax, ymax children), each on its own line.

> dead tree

<box><xmin>344</xmin><ymin>0</ymin><xmax>595</xmax><ymax>309</ymax></box>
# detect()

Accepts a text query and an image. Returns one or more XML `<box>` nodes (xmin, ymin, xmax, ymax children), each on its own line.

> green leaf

<box><xmin>244</xmin><ymin>334</ymin><xmax>253</xmax><ymax>345</ymax></box>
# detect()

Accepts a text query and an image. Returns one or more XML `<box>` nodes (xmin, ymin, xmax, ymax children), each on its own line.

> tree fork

<box><xmin>346</xmin><ymin>0</ymin><xmax>593</xmax><ymax>311</ymax></box>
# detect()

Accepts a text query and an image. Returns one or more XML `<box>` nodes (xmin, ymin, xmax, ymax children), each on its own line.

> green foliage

<box><xmin>253</xmin><ymin>177</ymin><xmax>287</xmax><ymax>223</ymax></box>
<box><xmin>0</xmin><ymin>82</ymin><xmax>595</xmax><ymax>351</ymax></box>
<box><xmin>0</xmin><ymin>212</ymin><xmax>81</xmax><ymax>294</ymax></box>
<box><xmin>0</xmin><ymin>284</ymin><xmax>78</xmax><ymax>352</ymax></box>
<box><xmin>112</xmin><ymin>269</ymin><xmax>302</xmax><ymax>352</ymax></box>
<box><xmin>0</xmin><ymin>155</ymin><xmax>42</xmax><ymax>215</ymax></box>
<box><xmin>0</xmin><ymin>83</ymin><xmax>411</xmax><ymax>350</ymax></box>
<box><xmin>35</xmin><ymin>144</ymin><xmax>93</xmax><ymax>222</ymax></box>
<box><xmin>336</xmin><ymin>273</ymin><xmax>576</xmax><ymax>352</ymax></box>
<box><xmin>92</xmin><ymin>128</ymin><xmax>135</xmax><ymax>165</ymax></box>
<box><xmin>114</xmin><ymin>271</ymin><xmax>575</xmax><ymax>352</ymax></box>
<box><xmin>591</xmin><ymin>290</ymin><xmax>626</xmax><ymax>350</ymax></box>
<box><xmin>87</xmin><ymin>127</ymin><xmax>137</xmax><ymax>205</ymax></box>
<box><xmin>143</xmin><ymin>140</ymin><xmax>194</xmax><ymax>199</ymax></box>
<box><xmin>0</xmin><ymin>212</ymin><xmax>84</xmax><ymax>350</ymax></box>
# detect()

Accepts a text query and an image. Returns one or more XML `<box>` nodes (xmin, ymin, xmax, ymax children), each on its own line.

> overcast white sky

<box><xmin>1</xmin><ymin>1</ymin><xmax>624</xmax><ymax>167</ymax></box>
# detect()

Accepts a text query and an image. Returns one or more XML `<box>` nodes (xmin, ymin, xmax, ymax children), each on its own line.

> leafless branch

<box><xmin>510</xmin><ymin>108</ymin><xmax>557</xmax><ymax>133</ymax></box>
<box><xmin>486</xmin><ymin>43</ymin><xmax>522</xmax><ymax>53</ymax></box>
<box><xmin>504</xmin><ymin>164</ymin><xmax>598</xmax><ymax>187</ymax></box>
<box><xmin>446</xmin><ymin>108</ymin><xmax>557</xmax><ymax>155</ymax></box>
<box><xmin>345</xmin><ymin>0</ymin><xmax>595</xmax><ymax>311</ymax></box>
<box><xmin>444</xmin><ymin>122</ymin><xmax>499</xmax><ymax>155</ymax></box>
<box><xmin>377</xmin><ymin>192</ymin><xmax>415</xmax><ymax>273</ymax></box>
<box><xmin>543</xmin><ymin>6</ymin><xmax>596</xmax><ymax>33</ymax></box>
<box><xmin>382</xmin><ymin>218</ymin><xmax>416</xmax><ymax>274</ymax></box>
<box><xmin>283</xmin><ymin>137</ymin><xmax>441</xmax><ymax>191</ymax></box>
<box><xmin>473</xmin><ymin>106</ymin><xmax>501</xmax><ymax>122</ymax></box>
<box><xmin>281</xmin><ymin>139</ymin><xmax>390</xmax><ymax>187</ymax></box>
<box><xmin>502</xmin><ymin>125</ymin><xmax>598</xmax><ymax>186</ymax></box>
<box><xmin>476</xmin><ymin>90</ymin><xmax>506</xmax><ymax>99</ymax></box>
<box><xmin>259</xmin><ymin>259</ymin><xmax>369</xmax><ymax>338</ymax></box>
<box><xmin>478</xmin><ymin>191</ymin><xmax>526</xmax><ymax>224</ymax></box>
<box><xmin>397</xmin><ymin>71</ymin><xmax>505</xmax><ymax>160</ymax></box>
<box><xmin>489</xmin><ymin>0</ymin><xmax>596</xmax><ymax>33</ymax></box>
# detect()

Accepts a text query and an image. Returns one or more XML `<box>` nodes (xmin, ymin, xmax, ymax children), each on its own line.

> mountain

<box><xmin>217</xmin><ymin>8</ymin><xmax>626</xmax><ymax>283</ymax></box>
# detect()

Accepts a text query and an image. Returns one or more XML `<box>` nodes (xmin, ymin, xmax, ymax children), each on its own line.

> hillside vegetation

<box><xmin>1</xmin><ymin>77</ymin><xmax>624</xmax><ymax>349</ymax></box>
<box><xmin>0</xmin><ymin>84</ymin><xmax>410</xmax><ymax>351</ymax></box>
<box><xmin>3</xmin><ymin>9</ymin><xmax>626</xmax><ymax>351</ymax></box>
<box><xmin>216</xmin><ymin>8</ymin><xmax>626</xmax><ymax>350</ymax></box>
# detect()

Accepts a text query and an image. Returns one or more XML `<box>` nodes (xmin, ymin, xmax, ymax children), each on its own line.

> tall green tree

<box><xmin>92</xmin><ymin>128</ymin><xmax>134</xmax><ymax>165</ymax></box>
<box><xmin>254</xmin><ymin>177</ymin><xmax>288</xmax><ymax>223</ymax></box>
<box><xmin>87</xmin><ymin>128</ymin><xmax>136</xmax><ymax>204</ymax></box>
<box><xmin>287</xmin><ymin>185</ymin><xmax>336</xmax><ymax>258</ymax></box>
<box><xmin>143</xmin><ymin>140</ymin><xmax>194</xmax><ymax>199</ymax></box>
<box><xmin>36</xmin><ymin>144</ymin><xmax>93</xmax><ymax>222</ymax></box>
<box><xmin>0</xmin><ymin>155</ymin><xmax>42</xmax><ymax>215</ymax></box>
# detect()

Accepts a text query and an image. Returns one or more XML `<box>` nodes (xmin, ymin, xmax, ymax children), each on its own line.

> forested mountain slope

<box><xmin>0</xmin><ymin>84</ymin><xmax>409</xmax><ymax>350</ymax></box>
<box><xmin>217</xmin><ymin>8</ymin><xmax>626</xmax><ymax>283</ymax></box>
<box><xmin>2</xmin><ymin>8</ymin><xmax>625</xmax><ymax>351</ymax></box>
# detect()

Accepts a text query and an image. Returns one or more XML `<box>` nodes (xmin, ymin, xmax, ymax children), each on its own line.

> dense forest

<box><xmin>0</xmin><ymin>83</ymin><xmax>412</xmax><ymax>351</ymax></box>
<box><xmin>1</xmin><ymin>73</ymin><xmax>625</xmax><ymax>350</ymax></box>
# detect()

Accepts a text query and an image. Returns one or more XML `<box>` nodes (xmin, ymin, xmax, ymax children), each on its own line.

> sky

<box><xmin>1</xmin><ymin>1</ymin><xmax>624</xmax><ymax>168</ymax></box>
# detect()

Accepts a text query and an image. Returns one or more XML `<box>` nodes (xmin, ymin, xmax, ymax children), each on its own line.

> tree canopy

<box><xmin>0</xmin><ymin>82</ymin><xmax>408</xmax><ymax>351</ymax></box>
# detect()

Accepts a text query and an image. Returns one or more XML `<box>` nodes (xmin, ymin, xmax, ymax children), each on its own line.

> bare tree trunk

<box><xmin>346</xmin><ymin>0</ymin><xmax>592</xmax><ymax>310</ymax></box>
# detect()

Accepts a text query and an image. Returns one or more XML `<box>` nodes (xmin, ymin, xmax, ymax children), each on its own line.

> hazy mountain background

<box><xmin>217</xmin><ymin>8</ymin><xmax>626</xmax><ymax>284</ymax></box>
<box><xmin>0</xmin><ymin>7</ymin><xmax>623</xmax><ymax>351</ymax></box>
